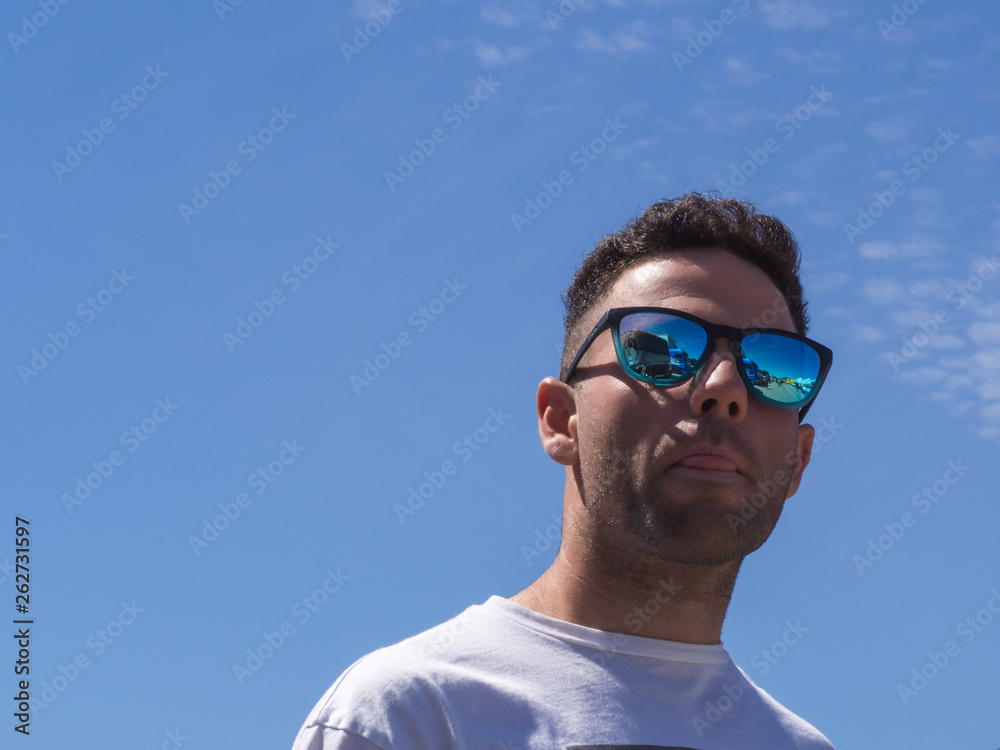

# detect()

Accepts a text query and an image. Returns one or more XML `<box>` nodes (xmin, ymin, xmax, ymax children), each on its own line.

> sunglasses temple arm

<box><xmin>562</xmin><ymin>311</ymin><xmax>611</xmax><ymax>382</ymax></box>
<box><xmin>797</xmin><ymin>399</ymin><xmax>813</xmax><ymax>423</ymax></box>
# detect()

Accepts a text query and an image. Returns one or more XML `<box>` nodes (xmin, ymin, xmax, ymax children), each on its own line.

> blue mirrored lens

<box><xmin>740</xmin><ymin>333</ymin><xmax>821</xmax><ymax>405</ymax></box>
<box><xmin>619</xmin><ymin>312</ymin><xmax>708</xmax><ymax>382</ymax></box>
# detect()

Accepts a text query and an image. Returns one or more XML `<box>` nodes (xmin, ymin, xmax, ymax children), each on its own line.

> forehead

<box><xmin>601</xmin><ymin>248</ymin><xmax>794</xmax><ymax>332</ymax></box>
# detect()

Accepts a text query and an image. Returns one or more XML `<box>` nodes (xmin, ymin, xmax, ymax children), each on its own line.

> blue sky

<box><xmin>3</xmin><ymin>0</ymin><xmax>999</xmax><ymax>748</ymax></box>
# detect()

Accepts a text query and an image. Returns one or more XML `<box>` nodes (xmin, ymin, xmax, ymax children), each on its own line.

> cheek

<box><xmin>581</xmin><ymin>392</ymin><xmax>662</xmax><ymax>472</ymax></box>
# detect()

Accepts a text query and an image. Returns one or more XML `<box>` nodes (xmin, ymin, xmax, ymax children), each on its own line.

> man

<box><xmin>292</xmin><ymin>193</ymin><xmax>836</xmax><ymax>749</ymax></box>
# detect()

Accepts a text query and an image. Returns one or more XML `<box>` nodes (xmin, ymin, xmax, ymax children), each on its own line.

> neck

<box><xmin>511</xmin><ymin>525</ymin><xmax>742</xmax><ymax>645</ymax></box>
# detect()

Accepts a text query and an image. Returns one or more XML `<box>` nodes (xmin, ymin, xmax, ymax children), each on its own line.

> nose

<box><xmin>689</xmin><ymin>337</ymin><xmax>749</xmax><ymax>421</ymax></box>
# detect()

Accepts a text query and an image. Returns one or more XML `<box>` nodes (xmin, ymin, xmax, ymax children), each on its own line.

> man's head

<box><xmin>537</xmin><ymin>194</ymin><xmax>826</xmax><ymax>576</ymax></box>
<box><xmin>559</xmin><ymin>193</ymin><xmax>810</xmax><ymax>381</ymax></box>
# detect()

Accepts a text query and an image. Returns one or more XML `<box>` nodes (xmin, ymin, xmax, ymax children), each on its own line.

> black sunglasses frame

<box><xmin>561</xmin><ymin>306</ymin><xmax>833</xmax><ymax>422</ymax></box>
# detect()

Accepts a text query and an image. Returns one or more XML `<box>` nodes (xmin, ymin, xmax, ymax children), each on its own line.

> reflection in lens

<box><xmin>620</xmin><ymin>313</ymin><xmax>708</xmax><ymax>381</ymax></box>
<box><xmin>741</xmin><ymin>334</ymin><xmax>820</xmax><ymax>404</ymax></box>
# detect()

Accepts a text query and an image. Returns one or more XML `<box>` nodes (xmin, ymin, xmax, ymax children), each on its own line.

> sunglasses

<box><xmin>562</xmin><ymin>307</ymin><xmax>833</xmax><ymax>421</ymax></box>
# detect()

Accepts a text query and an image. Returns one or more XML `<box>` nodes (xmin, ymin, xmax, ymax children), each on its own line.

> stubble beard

<box><xmin>579</xmin><ymin>419</ymin><xmax>796</xmax><ymax>569</ymax></box>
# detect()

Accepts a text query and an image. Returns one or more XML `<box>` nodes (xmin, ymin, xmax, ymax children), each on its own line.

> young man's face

<box><xmin>568</xmin><ymin>248</ymin><xmax>815</xmax><ymax>567</ymax></box>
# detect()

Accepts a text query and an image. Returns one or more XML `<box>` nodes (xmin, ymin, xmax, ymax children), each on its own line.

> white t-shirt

<box><xmin>291</xmin><ymin>596</ymin><xmax>834</xmax><ymax>750</ymax></box>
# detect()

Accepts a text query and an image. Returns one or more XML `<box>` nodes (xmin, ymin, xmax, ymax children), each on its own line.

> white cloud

<box><xmin>944</xmin><ymin>374</ymin><xmax>975</xmax><ymax>390</ymax></box>
<box><xmin>577</xmin><ymin>29</ymin><xmax>618</xmax><ymax>53</ymax></box>
<box><xmin>758</xmin><ymin>0</ymin><xmax>830</xmax><ymax>30</ymax></box>
<box><xmin>861</xmin><ymin>277</ymin><xmax>907</xmax><ymax>305</ymax></box>
<box><xmin>972</xmin><ymin>348</ymin><xmax>1000</xmax><ymax>370</ymax></box>
<box><xmin>897</xmin><ymin>365</ymin><xmax>949</xmax><ymax>385</ymax></box>
<box><xmin>968</xmin><ymin>322</ymin><xmax>1000</xmax><ymax>345</ymax></box>
<box><xmin>724</xmin><ymin>56</ymin><xmax>765</xmax><ymax>85</ymax></box>
<box><xmin>576</xmin><ymin>21</ymin><xmax>653</xmax><ymax>54</ymax></box>
<box><xmin>863</xmin><ymin>119</ymin><xmax>909</xmax><ymax>141</ymax></box>
<box><xmin>930</xmin><ymin>334</ymin><xmax>966</xmax><ymax>350</ymax></box>
<box><xmin>352</xmin><ymin>0</ymin><xmax>392</xmax><ymax>19</ymax></box>
<box><xmin>907</xmin><ymin>188</ymin><xmax>942</xmax><ymax>203</ymax></box>
<box><xmin>806</xmin><ymin>270</ymin><xmax>849</xmax><ymax>290</ymax></box>
<box><xmin>479</xmin><ymin>1</ymin><xmax>540</xmax><ymax>27</ymax></box>
<box><xmin>978</xmin><ymin>380</ymin><xmax>1000</xmax><ymax>400</ymax></box>
<box><xmin>966</xmin><ymin>135</ymin><xmax>1000</xmax><ymax>160</ymax></box>
<box><xmin>612</xmin><ymin>137</ymin><xmax>657</xmax><ymax>160</ymax></box>
<box><xmin>853</xmin><ymin>325</ymin><xmax>885</xmax><ymax>342</ymax></box>
<box><xmin>473</xmin><ymin>39</ymin><xmax>529</xmax><ymax>65</ymax></box>
<box><xmin>921</xmin><ymin>55</ymin><xmax>963</xmax><ymax>73</ymax></box>
<box><xmin>771</xmin><ymin>47</ymin><xmax>842</xmax><ymax>73</ymax></box>
<box><xmin>807</xmin><ymin>212</ymin><xmax>838</xmax><ymax>227</ymax></box>
<box><xmin>824</xmin><ymin>305</ymin><xmax>854</xmax><ymax>318</ymax></box>
<box><xmin>858</xmin><ymin>238</ymin><xmax>941</xmax><ymax>260</ymax></box>
<box><xmin>481</xmin><ymin>5</ymin><xmax>519</xmax><ymax>27</ymax></box>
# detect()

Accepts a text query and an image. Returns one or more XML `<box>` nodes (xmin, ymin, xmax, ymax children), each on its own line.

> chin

<box><xmin>638</xmin><ymin>502</ymin><xmax>781</xmax><ymax>563</ymax></box>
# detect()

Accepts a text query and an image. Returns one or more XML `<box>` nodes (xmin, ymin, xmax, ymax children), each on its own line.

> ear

<box><xmin>537</xmin><ymin>377</ymin><xmax>578</xmax><ymax>466</ymax></box>
<box><xmin>784</xmin><ymin>422</ymin><xmax>815</xmax><ymax>499</ymax></box>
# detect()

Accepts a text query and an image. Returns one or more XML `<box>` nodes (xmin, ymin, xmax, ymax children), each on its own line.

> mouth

<box><xmin>675</xmin><ymin>453</ymin><xmax>738</xmax><ymax>472</ymax></box>
<box><xmin>669</xmin><ymin>443</ymin><xmax>745</xmax><ymax>477</ymax></box>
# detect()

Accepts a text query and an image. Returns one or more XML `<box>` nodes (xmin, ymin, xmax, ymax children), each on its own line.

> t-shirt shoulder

<box><xmin>297</xmin><ymin>596</ymin><xmax>837</xmax><ymax>750</ymax></box>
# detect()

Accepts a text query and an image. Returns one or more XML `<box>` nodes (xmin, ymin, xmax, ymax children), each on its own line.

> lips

<box><xmin>676</xmin><ymin>454</ymin><xmax>738</xmax><ymax>472</ymax></box>
<box><xmin>671</xmin><ymin>443</ymin><xmax>744</xmax><ymax>474</ymax></box>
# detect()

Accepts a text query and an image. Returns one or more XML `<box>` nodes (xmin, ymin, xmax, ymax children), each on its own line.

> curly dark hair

<box><xmin>560</xmin><ymin>192</ymin><xmax>810</xmax><ymax>380</ymax></box>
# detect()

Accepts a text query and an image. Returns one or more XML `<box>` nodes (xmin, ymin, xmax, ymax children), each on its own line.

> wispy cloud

<box><xmin>807</xmin><ymin>270</ymin><xmax>850</xmax><ymax>290</ymax></box>
<box><xmin>481</xmin><ymin>5</ymin><xmax>519</xmax><ymax>27</ymax></box>
<box><xmin>775</xmin><ymin>190</ymin><xmax>809</xmax><ymax>206</ymax></box>
<box><xmin>479</xmin><ymin>2</ymin><xmax>539</xmax><ymax>27</ymax></box>
<box><xmin>352</xmin><ymin>0</ymin><xmax>391</xmax><ymax>19</ymax></box>
<box><xmin>576</xmin><ymin>21</ymin><xmax>654</xmax><ymax>54</ymax></box>
<box><xmin>472</xmin><ymin>39</ymin><xmax>529</xmax><ymax>65</ymax></box>
<box><xmin>758</xmin><ymin>0</ymin><xmax>831</xmax><ymax>30</ymax></box>
<box><xmin>967</xmin><ymin>135</ymin><xmax>1000</xmax><ymax>160</ymax></box>
<box><xmin>859</xmin><ymin>239</ymin><xmax>941</xmax><ymax>260</ymax></box>
<box><xmin>865</xmin><ymin>252</ymin><xmax>1000</xmax><ymax>439</ymax></box>
<box><xmin>771</xmin><ymin>47</ymin><xmax>843</xmax><ymax>75</ymax></box>
<box><xmin>863</xmin><ymin>118</ymin><xmax>910</xmax><ymax>141</ymax></box>
<box><xmin>725</xmin><ymin>56</ymin><xmax>765</xmax><ymax>85</ymax></box>
<box><xmin>861</xmin><ymin>277</ymin><xmax>907</xmax><ymax>305</ymax></box>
